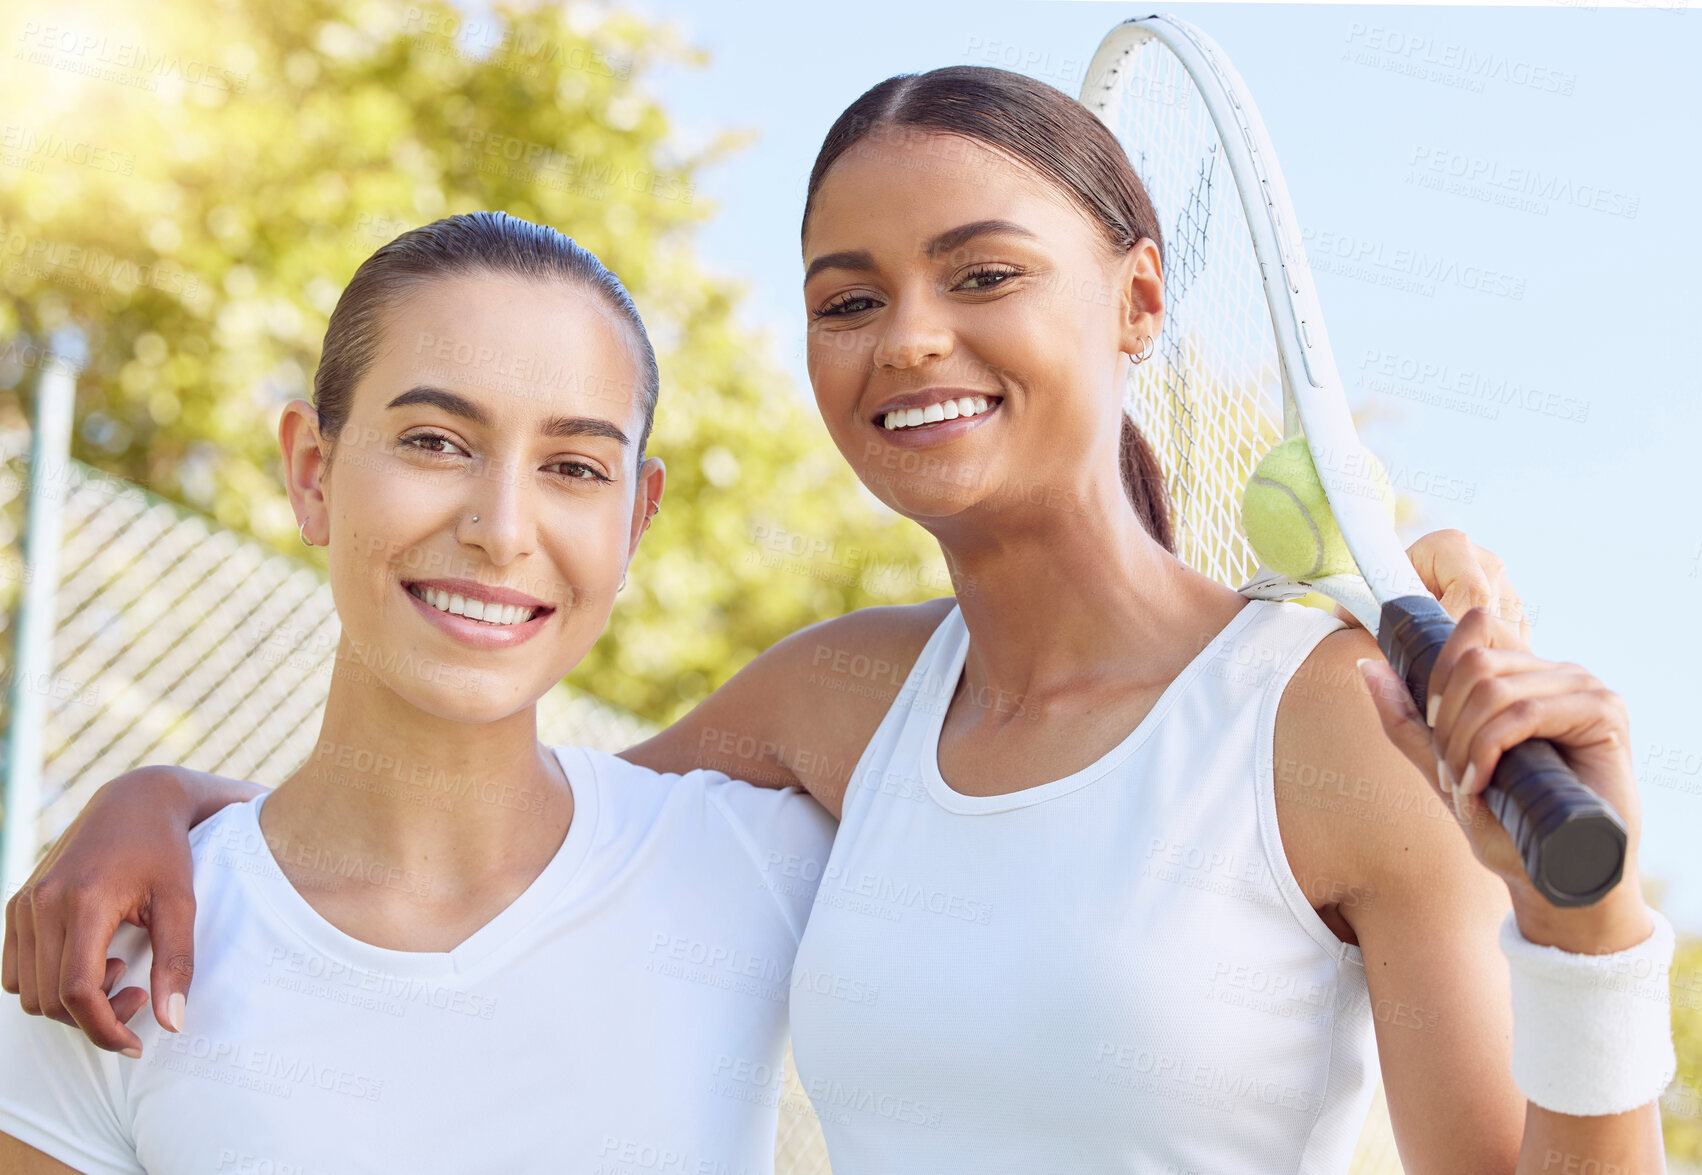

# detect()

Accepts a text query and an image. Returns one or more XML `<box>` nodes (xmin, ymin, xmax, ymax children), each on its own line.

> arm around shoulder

<box><xmin>620</xmin><ymin>599</ymin><xmax>955</xmax><ymax>817</ymax></box>
<box><xmin>2</xmin><ymin>764</ymin><xmax>253</xmax><ymax>1054</ymax></box>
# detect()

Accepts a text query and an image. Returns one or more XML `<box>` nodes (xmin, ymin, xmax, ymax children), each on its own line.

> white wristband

<box><xmin>1500</xmin><ymin>907</ymin><xmax>1677</xmax><ymax>1117</ymax></box>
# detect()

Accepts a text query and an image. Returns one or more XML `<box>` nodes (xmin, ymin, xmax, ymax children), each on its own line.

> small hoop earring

<box><xmin>618</xmin><ymin>572</ymin><xmax>628</xmax><ymax>593</ymax></box>
<box><xmin>1131</xmin><ymin>335</ymin><xmax>1155</xmax><ymax>365</ymax></box>
<box><xmin>299</xmin><ymin>520</ymin><xmax>313</xmax><ymax>548</ymax></box>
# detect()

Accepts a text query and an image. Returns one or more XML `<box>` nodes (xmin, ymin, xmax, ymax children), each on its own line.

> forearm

<box><xmin>158</xmin><ymin>766</ymin><xmax>265</xmax><ymax>825</ymax></box>
<box><xmin>1517</xmin><ymin>1102</ymin><xmax>1666</xmax><ymax>1175</ymax></box>
<box><xmin>31</xmin><ymin>766</ymin><xmax>259</xmax><ymax>881</ymax></box>
<box><xmin>1510</xmin><ymin>885</ymin><xmax>1670</xmax><ymax>1175</ymax></box>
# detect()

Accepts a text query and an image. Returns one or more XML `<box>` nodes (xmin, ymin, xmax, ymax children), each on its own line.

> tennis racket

<box><xmin>1079</xmin><ymin>14</ymin><xmax>1625</xmax><ymax>908</ymax></box>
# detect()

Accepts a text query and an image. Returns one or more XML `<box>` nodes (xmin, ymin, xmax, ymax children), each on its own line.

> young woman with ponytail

<box><xmin>6</xmin><ymin>67</ymin><xmax>1669</xmax><ymax>1173</ymax></box>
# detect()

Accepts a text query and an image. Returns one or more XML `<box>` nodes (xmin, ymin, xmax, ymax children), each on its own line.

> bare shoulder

<box><xmin>622</xmin><ymin>598</ymin><xmax>958</xmax><ymax>817</ymax></box>
<box><xmin>774</xmin><ymin>596</ymin><xmax>959</xmax><ymax>678</ymax></box>
<box><xmin>706</xmin><ymin>596</ymin><xmax>956</xmax><ymax>720</ymax></box>
<box><xmin>1271</xmin><ymin>623</ymin><xmax>1484</xmax><ymax>941</ymax></box>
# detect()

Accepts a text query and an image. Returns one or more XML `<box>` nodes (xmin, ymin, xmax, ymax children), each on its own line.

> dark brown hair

<box><xmin>801</xmin><ymin>67</ymin><xmax>1174</xmax><ymax>552</ymax></box>
<box><xmin>313</xmin><ymin>211</ymin><xmax>659</xmax><ymax>470</ymax></box>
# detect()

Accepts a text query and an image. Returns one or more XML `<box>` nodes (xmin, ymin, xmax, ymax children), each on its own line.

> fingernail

<box><xmin>1436</xmin><ymin>757</ymin><xmax>1453</xmax><ymax>794</ymax></box>
<box><xmin>1426</xmin><ymin>692</ymin><xmax>1443</xmax><ymax>728</ymax></box>
<box><xmin>1354</xmin><ymin>658</ymin><xmax>1373</xmax><ymax>688</ymax></box>
<box><xmin>120</xmin><ymin>1047</ymin><xmax>142</xmax><ymax>1059</ymax></box>
<box><xmin>167</xmin><ymin>992</ymin><xmax>185</xmax><ymax>1033</ymax></box>
<box><xmin>1459</xmin><ymin>763</ymin><xmax>1477</xmax><ymax>797</ymax></box>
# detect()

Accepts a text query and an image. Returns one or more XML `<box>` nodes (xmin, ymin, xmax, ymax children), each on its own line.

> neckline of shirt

<box><xmin>920</xmin><ymin>597</ymin><xmax>1266</xmax><ymax>815</ymax></box>
<box><xmin>234</xmin><ymin>743</ymin><xmax>602</xmax><ymax>978</ymax></box>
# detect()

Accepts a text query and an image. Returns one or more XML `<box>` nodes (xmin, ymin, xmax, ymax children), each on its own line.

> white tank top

<box><xmin>789</xmin><ymin>598</ymin><xmax>1380</xmax><ymax>1174</ymax></box>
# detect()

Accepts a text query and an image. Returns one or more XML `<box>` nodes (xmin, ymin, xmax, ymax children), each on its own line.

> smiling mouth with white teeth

<box><xmin>881</xmin><ymin>395</ymin><xmax>999</xmax><ymax>431</ymax></box>
<box><xmin>406</xmin><ymin>583</ymin><xmax>543</xmax><ymax>627</ymax></box>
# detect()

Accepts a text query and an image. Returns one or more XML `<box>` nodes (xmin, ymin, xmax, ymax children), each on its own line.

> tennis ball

<box><xmin>1240</xmin><ymin>438</ymin><xmax>1394</xmax><ymax>579</ymax></box>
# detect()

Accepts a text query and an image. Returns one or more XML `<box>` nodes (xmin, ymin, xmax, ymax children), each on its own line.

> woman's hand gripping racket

<box><xmin>1081</xmin><ymin>14</ymin><xmax>1627</xmax><ymax>907</ymax></box>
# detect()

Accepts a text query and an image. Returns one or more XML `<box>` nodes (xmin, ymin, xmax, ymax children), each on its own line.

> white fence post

<box><xmin>2</xmin><ymin>332</ymin><xmax>83</xmax><ymax>899</ymax></box>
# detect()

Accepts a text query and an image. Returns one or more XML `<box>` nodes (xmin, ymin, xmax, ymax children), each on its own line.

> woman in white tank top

<box><xmin>766</xmin><ymin>69</ymin><xmax>1660</xmax><ymax>1168</ymax></box>
<box><xmin>10</xmin><ymin>69</ymin><xmax>1666</xmax><ymax>1174</ymax></box>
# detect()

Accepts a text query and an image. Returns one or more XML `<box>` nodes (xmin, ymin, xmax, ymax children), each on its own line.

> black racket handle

<box><xmin>1377</xmin><ymin>596</ymin><xmax>1627</xmax><ymax>908</ymax></box>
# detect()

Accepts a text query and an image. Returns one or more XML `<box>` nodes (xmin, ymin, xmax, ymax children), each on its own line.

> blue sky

<box><xmin>618</xmin><ymin>2</ymin><xmax>1702</xmax><ymax>926</ymax></box>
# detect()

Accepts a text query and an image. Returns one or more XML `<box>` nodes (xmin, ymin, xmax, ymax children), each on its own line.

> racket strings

<box><xmin>1164</xmin><ymin>150</ymin><xmax>1217</xmax><ymax>308</ymax></box>
<box><xmin>1155</xmin><ymin>150</ymin><xmax>1217</xmax><ymax>560</ymax></box>
<box><xmin>1101</xmin><ymin>37</ymin><xmax>1283</xmax><ymax>588</ymax></box>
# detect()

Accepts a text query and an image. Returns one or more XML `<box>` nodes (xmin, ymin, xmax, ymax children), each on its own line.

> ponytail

<box><xmin>1119</xmin><ymin>413</ymin><xmax>1174</xmax><ymax>553</ymax></box>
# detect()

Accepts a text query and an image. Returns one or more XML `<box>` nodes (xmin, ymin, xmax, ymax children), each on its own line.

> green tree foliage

<box><xmin>0</xmin><ymin>0</ymin><xmax>945</xmax><ymax>722</ymax></box>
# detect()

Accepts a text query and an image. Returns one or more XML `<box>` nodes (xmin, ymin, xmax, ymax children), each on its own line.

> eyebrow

<box><xmin>386</xmin><ymin>386</ymin><xmax>630</xmax><ymax>446</ymax></box>
<box><xmin>802</xmin><ymin>219</ymin><xmax>1039</xmax><ymax>284</ymax></box>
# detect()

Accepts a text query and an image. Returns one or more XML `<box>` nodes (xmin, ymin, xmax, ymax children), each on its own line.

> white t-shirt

<box><xmin>0</xmin><ymin>746</ymin><xmax>835</xmax><ymax>1175</ymax></box>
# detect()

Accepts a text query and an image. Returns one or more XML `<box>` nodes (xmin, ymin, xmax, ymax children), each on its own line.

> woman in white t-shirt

<box><xmin>9</xmin><ymin>69</ymin><xmax>1670</xmax><ymax>1173</ymax></box>
<box><xmin>0</xmin><ymin>212</ymin><xmax>834</xmax><ymax>1174</ymax></box>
